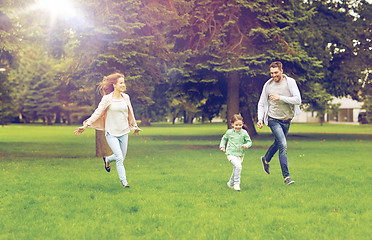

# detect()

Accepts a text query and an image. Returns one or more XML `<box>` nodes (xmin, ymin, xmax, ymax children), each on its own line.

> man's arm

<box><xmin>280</xmin><ymin>78</ymin><xmax>301</xmax><ymax>105</ymax></box>
<box><xmin>257</xmin><ymin>83</ymin><xmax>268</xmax><ymax>122</ymax></box>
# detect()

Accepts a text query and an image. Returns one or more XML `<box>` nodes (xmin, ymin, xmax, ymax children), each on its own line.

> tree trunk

<box><xmin>241</xmin><ymin>108</ymin><xmax>258</xmax><ymax>137</ymax></box>
<box><xmin>96</xmin><ymin>130</ymin><xmax>112</xmax><ymax>157</ymax></box>
<box><xmin>141</xmin><ymin>118</ymin><xmax>151</xmax><ymax>126</ymax></box>
<box><xmin>47</xmin><ymin>116</ymin><xmax>53</xmax><ymax>125</ymax></box>
<box><xmin>140</xmin><ymin>108</ymin><xmax>151</xmax><ymax>126</ymax></box>
<box><xmin>183</xmin><ymin>111</ymin><xmax>188</xmax><ymax>124</ymax></box>
<box><xmin>95</xmin><ymin>90</ymin><xmax>111</xmax><ymax>157</ymax></box>
<box><xmin>55</xmin><ymin>110</ymin><xmax>61</xmax><ymax>124</ymax></box>
<box><xmin>226</xmin><ymin>71</ymin><xmax>240</xmax><ymax>129</ymax></box>
<box><xmin>172</xmin><ymin>116</ymin><xmax>176</xmax><ymax>124</ymax></box>
<box><xmin>66</xmin><ymin>110</ymin><xmax>71</xmax><ymax>125</ymax></box>
<box><xmin>188</xmin><ymin>115</ymin><xmax>194</xmax><ymax>124</ymax></box>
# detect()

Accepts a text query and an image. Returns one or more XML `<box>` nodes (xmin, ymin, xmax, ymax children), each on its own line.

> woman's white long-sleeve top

<box><xmin>84</xmin><ymin>92</ymin><xmax>138</xmax><ymax>132</ymax></box>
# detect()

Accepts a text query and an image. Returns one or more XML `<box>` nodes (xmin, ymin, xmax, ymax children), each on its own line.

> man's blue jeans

<box><xmin>105</xmin><ymin>133</ymin><xmax>128</xmax><ymax>186</ymax></box>
<box><xmin>265</xmin><ymin>117</ymin><xmax>291</xmax><ymax>178</ymax></box>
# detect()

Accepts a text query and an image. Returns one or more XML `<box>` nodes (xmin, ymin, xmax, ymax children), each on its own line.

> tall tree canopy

<box><xmin>142</xmin><ymin>0</ymin><xmax>323</xmax><ymax>134</ymax></box>
<box><xmin>1</xmin><ymin>0</ymin><xmax>371</xmax><ymax>130</ymax></box>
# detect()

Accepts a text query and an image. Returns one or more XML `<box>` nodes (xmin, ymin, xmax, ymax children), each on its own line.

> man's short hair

<box><xmin>270</xmin><ymin>61</ymin><xmax>283</xmax><ymax>71</ymax></box>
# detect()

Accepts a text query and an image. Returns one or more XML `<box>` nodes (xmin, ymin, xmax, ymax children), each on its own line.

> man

<box><xmin>257</xmin><ymin>61</ymin><xmax>301</xmax><ymax>184</ymax></box>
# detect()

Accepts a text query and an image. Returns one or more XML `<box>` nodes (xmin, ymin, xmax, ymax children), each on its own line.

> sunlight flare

<box><xmin>36</xmin><ymin>0</ymin><xmax>77</xmax><ymax>19</ymax></box>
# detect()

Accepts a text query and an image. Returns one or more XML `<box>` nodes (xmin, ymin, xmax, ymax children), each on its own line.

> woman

<box><xmin>74</xmin><ymin>73</ymin><xmax>142</xmax><ymax>188</ymax></box>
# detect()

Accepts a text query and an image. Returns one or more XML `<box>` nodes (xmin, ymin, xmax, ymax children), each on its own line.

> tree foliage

<box><xmin>301</xmin><ymin>0</ymin><xmax>371</xmax><ymax>99</ymax></box>
<box><xmin>0</xmin><ymin>0</ymin><xmax>371</xmax><ymax>129</ymax></box>
<box><xmin>0</xmin><ymin>9</ymin><xmax>17</xmax><ymax>125</ymax></box>
<box><xmin>303</xmin><ymin>83</ymin><xmax>340</xmax><ymax>125</ymax></box>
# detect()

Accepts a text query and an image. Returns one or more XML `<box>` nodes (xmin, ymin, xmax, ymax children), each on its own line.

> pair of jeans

<box><xmin>105</xmin><ymin>133</ymin><xmax>128</xmax><ymax>186</ymax></box>
<box><xmin>265</xmin><ymin>117</ymin><xmax>291</xmax><ymax>178</ymax></box>
<box><xmin>227</xmin><ymin>155</ymin><xmax>244</xmax><ymax>185</ymax></box>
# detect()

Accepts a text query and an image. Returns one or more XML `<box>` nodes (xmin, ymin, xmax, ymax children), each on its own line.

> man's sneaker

<box><xmin>284</xmin><ymin>177</ymin><xmax>294</xmax><ymax>185</ymax></box>
<box><xmin>227</xmin><ymin>182</ymin><xmax>234</xmax><ymax>189</ymax></box>
<box><xmin>261</xmin><ymin>156</ymin><xmax>270</xmax><ymax>174</ymax></box>
<box><xmin>233</xmin><ymin>183</ymin><xmax>240</xmax><ymax>191</ymax></box>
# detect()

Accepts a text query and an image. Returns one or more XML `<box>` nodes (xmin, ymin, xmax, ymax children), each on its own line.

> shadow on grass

<box><xmin>138</xmin><ymin>133</ymin><xmax>372</xmax><ymax>142</ymax></box>
<box><xmin>0</xmin><ymin>133</ymin><xmax>370</xmax><ymax>159</ymax></box>
<box><xmin>0</xmin><ymin>142</ymin><xmax>92</xmax><ymax>159</ymax></box>
<box><xmin>287</xmin><ymin>133</ymin><xmax>372</xmax><ymax>141</ymax></box>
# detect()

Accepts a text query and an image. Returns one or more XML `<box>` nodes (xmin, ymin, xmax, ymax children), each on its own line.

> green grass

<box><xmin>0</xmin><ymin>123</ymin><xmax>371</xmax><ymax>239</ymax></box>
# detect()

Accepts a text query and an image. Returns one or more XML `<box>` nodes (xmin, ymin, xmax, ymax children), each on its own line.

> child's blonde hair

<box><xmin>230</xmin><ymin>114</ymin><xmax>244</xmax><ymax>124</ymax></box>
<box><xmin>230</xmin><ymin>114</ymin><xmax>249</xmax><ymax>130</ymax></box>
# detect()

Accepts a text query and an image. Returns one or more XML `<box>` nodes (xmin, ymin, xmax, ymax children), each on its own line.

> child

<box><xmin>219</xmin><ymin>114</ymin><xmax>252</xmax><ymax>191</ymax></box>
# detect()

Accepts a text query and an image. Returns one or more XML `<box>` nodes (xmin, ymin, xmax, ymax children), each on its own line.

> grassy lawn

<box><xmin>0</xmin><ymin>123</ymin><xmax>371</xmax><ymax>239</ymax></box>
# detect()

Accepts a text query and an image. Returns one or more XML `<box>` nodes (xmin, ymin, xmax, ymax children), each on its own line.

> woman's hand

<box><xmin>133</xmin><ymin>127</ymin><xmax>143</xmax><ymax>135</ymax></box>
<box><xmin>74</xmin><ymin>125</ymin><xmax>87</xmax><ymax>135</ymax></box>
<box><xmin>220</xmin><ymin>147</ymin><xmax>226</xmax><ymax>152</ymax></box>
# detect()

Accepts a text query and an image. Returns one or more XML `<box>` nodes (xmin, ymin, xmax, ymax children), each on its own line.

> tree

<box><xmin>0</xmin><ymin>10</ymin><xmax>17</xmax><ymax>125</ymax></box>
<box><xmin>359</xmin><ymin>71</ymin><xmax>372</xmax><ymax>123</ymax></box>
<box><xmin>22</xmin><ymin>73</ymin><xmax>60</xmax><ymax>125</ymax></box>
<box><xmin>3</xmin><ymin>0</ymin><xmax>370</xmax><ymax>133</ymax></box>
<box><xmin>157</xmin><ymin>0</ymin><xmax>323</xmax><ymax>136</ymax></box>
<box><xmin>296</xmin><ymin>0</ymin><xmax>372</xmax><ymax>125</ymax></box>
<box><xmin>0</xmin><ymin>72</ymin><xmax>13</xmax><ymax>125</ymax></box>
<box><xmin>2</xmin><ymin>0</ymin><xmax>94</xmax><ymax>125</ymax></box>
<box><xmin>303</xmin><ymin>83</ymin><xmax>340</xmax><ymax>125</ymax></box>
<box><xmin>71</xmin><ymin>0</ymin><xmax>166</xmax><ymax>156</ymax></box>
<box><xmin>301</xmin><ymin>0</ymin><xmax>371</xmax><ymax>99</ymax></box>
<box><xmin>355</xmin><ymin>1</ymin><xmax>372</xmax><ymax>122</ymax></box>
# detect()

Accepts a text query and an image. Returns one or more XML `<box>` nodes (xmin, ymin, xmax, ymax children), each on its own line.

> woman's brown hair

<box><xmin>98</xmin><ymin>73</ymin><xmax>124</xmax><ymax>95</ymax></box>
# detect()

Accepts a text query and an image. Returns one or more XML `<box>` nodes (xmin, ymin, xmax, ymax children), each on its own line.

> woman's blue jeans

<box><xmin>105</xmin><ymin>133</ymin><xmax>128</xmax><ymax>186</ymax></box>
<box><xmin>265</xmin><ymin>117</ymin><xmax>291</xmax><ymax>178</ymax></box>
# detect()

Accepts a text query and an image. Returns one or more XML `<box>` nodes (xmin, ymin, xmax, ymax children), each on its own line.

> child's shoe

<box><xmin>233</xmin><ymin>183</ymin><xmax>240</xmax><ymax>191</ymax></box>
<box><xmin>227</xmin><ymin>182</ymin><xmax>234</xmax><ymax>189</ymax></box>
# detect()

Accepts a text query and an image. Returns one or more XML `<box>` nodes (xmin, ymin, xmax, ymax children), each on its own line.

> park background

<box><xmin>0</xmin><ymin>0</ymin><xmax>371</xmax><ymax>131</ymax></box>
<box><xmin>0</xmin><ymin>0</ymin><xmax>371</xmax><ymax>239</ymax></box>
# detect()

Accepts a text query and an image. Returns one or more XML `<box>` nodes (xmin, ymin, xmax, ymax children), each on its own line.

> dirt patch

<box><xmin>183</xmin><ymin>145</ymin><xmax>217</xmax><ymax>149</ymax></box>
<box><xmin>183</xmin><ymin>145</ymin><xmax>267</xmax><ymax>149</ymax></box>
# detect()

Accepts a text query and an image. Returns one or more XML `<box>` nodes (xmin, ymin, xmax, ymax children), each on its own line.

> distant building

<box><xmin>293</xmin><ymin>97</ymin><xmax>364</xmax><ymax>124</ymax></box>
